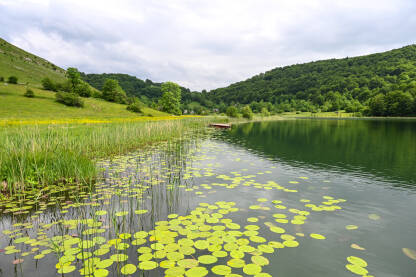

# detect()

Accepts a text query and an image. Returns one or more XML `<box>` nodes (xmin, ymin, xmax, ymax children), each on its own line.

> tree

<box><xmin>102</xmin><ymin>79</ymin><xmax>127</xmax><ymax>103</ymax></box>
<box><xmin>8</xmin><ymin>76</ymin><xmax>18</xmax><ymax>84</ymax></box>
<box><xmin>384</xmin><ymin>91</ymin><xmax>414</xmax><ymax>116</ymax></box>
<box><xmin>226</xmin><ymin>106</ymin><xmax>239</xmax><ymax>117</ymax></box>
<box><xmin>74</xmin><ymin>82</ymin><xmax>92</xmax><ymax>97</ymax></box>
<box><xmin>241</xmin><ymin>105</ymin><xmax>253</xmax><ymax>119</ymax></box>
<box><xmin>66</xmin><ymin>67</ymin><xmax>82</xmax><ymax>90</ymax></box>
<box><xmin>159</xmin><ymin>82</ymin><xmax>182</xmax><ymax>115</ymax></box>
<box><xmin>368</xmin><ymin>94</ymin><xmax>386</xmax><ymax>116</ymax></box>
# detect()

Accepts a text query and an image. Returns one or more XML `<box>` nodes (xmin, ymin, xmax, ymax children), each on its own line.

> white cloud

<box><xmin>1</xmin><ymin>0</ymin><xmax>415</xmax><ymax>90</ymax></box>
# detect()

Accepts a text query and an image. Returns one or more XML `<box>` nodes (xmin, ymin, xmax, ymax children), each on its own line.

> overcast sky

<box><xmin>1</xmin><ymin>0</ymin><xmax>415</xmax><ymax>91</ymax></box>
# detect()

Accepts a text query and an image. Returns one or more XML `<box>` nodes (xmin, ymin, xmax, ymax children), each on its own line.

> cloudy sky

<box><xmin>1</xmin><ymin>0</ymin><xmax>415</xmax><ymax>91</ymax></box>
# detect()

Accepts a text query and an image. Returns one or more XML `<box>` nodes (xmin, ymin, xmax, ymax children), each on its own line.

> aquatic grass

<box><xmin>0</xmin><ymin>117</ymin><xmax>215</xmax><ymax>194</ymax></box>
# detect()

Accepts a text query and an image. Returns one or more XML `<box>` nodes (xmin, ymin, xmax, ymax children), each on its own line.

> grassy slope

<box><xmin>0</xmin><ymin>83</ymin><xmax>168</xmax><ymax>120</ymax></box>
<box><xmin>0</xmin><ymin>38</ymin><xmax>67</xmax><ymax>86</ymax></box>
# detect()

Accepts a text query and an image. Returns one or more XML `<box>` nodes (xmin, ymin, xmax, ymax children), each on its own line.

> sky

<box><xmin>1</xmin><ymin>0</ymin><xmax>416</xmax><ymax>91</ymax></box>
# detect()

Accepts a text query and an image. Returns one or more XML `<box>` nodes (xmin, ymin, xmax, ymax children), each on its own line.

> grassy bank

<box><xmin>0</xmin><ymin>117</ymin><xmax>217</xmax><ymax>196</ymax></box>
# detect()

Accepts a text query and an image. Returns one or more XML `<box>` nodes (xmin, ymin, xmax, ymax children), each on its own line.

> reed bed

<box><xmin>0</xmin><ymin>117</ymin><xmax>214</xmax><ymax>194</ymax></box>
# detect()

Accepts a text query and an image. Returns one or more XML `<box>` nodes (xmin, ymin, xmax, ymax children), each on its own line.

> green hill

<box><xmin>206</xmin><ymin>45</ymin><xmax>416</xmax><ymax>116</ymax></box>
<box><xmin>81</xmin><ymin>73</ymin><xmax>196</xmax><ymax>105</ymax></box>
<box><xmin>0</xmin><ymin>83</ymin><xmax>168</xmax><ymax>121</ymax></box>
<box><xmin>0</xmin><ymin>38</ymin><xmax>67</xmax><ymax>86</ymax></box>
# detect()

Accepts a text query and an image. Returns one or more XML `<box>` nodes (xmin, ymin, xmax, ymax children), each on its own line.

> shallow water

<box><xmin>1</xmin><ymin>119</ymin><xmax>415</xmax><ymax>277</ymax></box>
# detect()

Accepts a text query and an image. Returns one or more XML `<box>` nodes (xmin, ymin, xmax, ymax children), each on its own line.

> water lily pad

<box><xmin>345</xmin><ymin>264</ymin><xmax>368</xmax><ymax>275</ymax></box>
<box><xmin>198</xmin><ymin>255</ymin><xmax>218</xmax><ymax>264</ymax></box>
<box><xmin>178</xmin><ymin>259</ymin><xmax>199</xmax><ymax>268</ymax></box>
<box><xmin>185</xmin><ymin>266</ymin><xmax>209</xmax><ymax>277</ymax></box>
<box><xmin>121</xmin><ymin>264</ymin><xmax>137</xmax><ymax>275</ymax></box>
<box><xmin>57</xmin><ymin>265</ymin><xmax>76</xmax><ymax>274</ymax></box>
<box><xmin>310</xmin><ymin>233</ymin><xmax>326</xmax><ymax>240</ymax></box>
<box><xmin>138</xmin><ymin>260</ymin><xmax>158</xmax><ymax>270</ymax></box>
<box><xmin>347</xmin><ymin>256</ymin><xmax>368</xmax><ymax>267</ymax></box>
<box><xmin>243</xmin><ymin>264</ymin><xmax>262</xmax><ymax>275</ymax></box>
<box><xmin>351</xmin><ymin>244</ymin><xmax>366</xmax><ymax>251</ymax></box>
<box><xmin>251</xmin><ymin>255</ymin><xmax>269</xmax><ymax>266</ymax></box>
<box><xmin>346</xmin><ymin>225</ymin><xmax>358</xmax><ymax>230</ymax></box>
<box><xmin>227</xmin><ymin>258</ymin><xmax>245</xmax><ymax>268</ymax></box>
<box><xmin>211</xmin><ymin>265</ymin><xmax>231</xmax><ymax>275</ymax></box>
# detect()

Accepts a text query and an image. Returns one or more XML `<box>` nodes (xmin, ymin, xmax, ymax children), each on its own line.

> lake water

<box><xmin>1</xmin><ymin>119</ymin><xmax>415</xmax><ymax>277</ymax></box>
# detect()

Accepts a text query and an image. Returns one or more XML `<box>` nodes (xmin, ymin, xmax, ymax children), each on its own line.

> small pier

<box><xmin>209</xmin><ymin>123</ymin><xmax>231</xmax><ymax>129</ymax></box>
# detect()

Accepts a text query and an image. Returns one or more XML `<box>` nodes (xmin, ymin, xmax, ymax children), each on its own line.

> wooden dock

<box><xmin>209</xmin><ymin>123</ymin><xmax>231</xmax><ymax>129</ymax></box>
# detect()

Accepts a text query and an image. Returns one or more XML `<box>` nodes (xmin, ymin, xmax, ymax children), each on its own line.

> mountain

<box><xmin>0</xmin><ymin>38</ymin><xmax>66</xmax><ymax>86</ymax></box>
<box><xmin>206</xmin><ymin>45</ymin><xmax>416</xmax><ymax>116</ymax></box>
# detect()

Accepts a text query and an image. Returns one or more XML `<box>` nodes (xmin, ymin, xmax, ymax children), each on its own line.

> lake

<box><xmin>1</xmin><ymin>119</ymin><xmax>416</xmax><ymax>277</ymax></box>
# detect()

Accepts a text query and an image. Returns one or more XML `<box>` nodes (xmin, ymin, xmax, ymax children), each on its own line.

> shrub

<box><xmin>241</xmin><ymin>105</ymin><xmax>253</xmax><ymax>119</ymax></box>
<box><xmin>74</xmin><ymin>82</ymin><xmax>92</xmax><ymax>97</ymax></box>
<box><xmin>127</xmin><ymin>101</ymin><xmax>143</xmax><ymax>113</ymax></box>
<box><xmin>260</xmin><ymin>107</ymin><xmax>270</xmax><ymax>117</ymax></box>
<box><xmin>0</xmin><ymin>76</ymin><xmax>4</xmax><ymax>82</ymax></box>
<box><xmin>8</xmin><ymin>76</ymin><xmax>18</xmax><ymax>84</ymax></box>
<box><xmin>56</xmin><ymin>92</ymin><xmax>84</xmax><ymax>107</ymax></box>
<box><xmin>226</xmin><ymin>106</ymin><xmax>239</xmax><ymax>117</ymax></box>
<box><xmin>41</xmin><ymin>77</ymin><xmax>57</xmax><ymax>91</ymax></box>
<box><xmin>24</xmin><ymin>88</ymin><xmax>35</xmax><ymax>98</ymax></box>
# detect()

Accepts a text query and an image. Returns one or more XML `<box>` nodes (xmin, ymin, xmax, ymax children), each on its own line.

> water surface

<box><xmin>1</xmin><ymin>119</ymin><xmax>415</xmax><ymax>277</ymax></box>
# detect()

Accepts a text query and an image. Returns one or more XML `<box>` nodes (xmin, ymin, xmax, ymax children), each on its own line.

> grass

<box><xmin>0</xmin><ymin>117</ymin><xmax>216</xmax><ymax>195</ymax></box>
<box><xmin>0</xmin><ymin>38</ymin><xmax>66</xmax><ymax>87</ymax></box>
<box><xmin>280</xmin><ymin>111</ymin><xmax>355</xmax><ymax>118</ymax></box>
<box><xmin>0</xmin><ymin>83</ymin><xmax>169</xmax><ymax>121</ymax></box>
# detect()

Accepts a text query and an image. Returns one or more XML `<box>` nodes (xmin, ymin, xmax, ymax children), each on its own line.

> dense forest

<box><xmin>80</xmin><ymin>73</ymin><xmax>202</xmax><ymax>109</ymax></box>
<box><xmin>206</xmin><ymin>45</ymin><xmax>416</xmax><ymax>116</ymax></box>
<box><xmin>81</xmin><ymin>45</ymin><xmax>416</xmax><ymax>117</ymax></box>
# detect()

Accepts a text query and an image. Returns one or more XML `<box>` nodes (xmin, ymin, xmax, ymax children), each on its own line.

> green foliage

<box><xmin>206</xmin><ymin>45</ymin><xmax>416</xmax><ymax>117</ymax></box>
<box><xmin>159</xmin><ymin>82</ymin><xmax>182</xmax><ymax>115</ymax></box>
<box><xmin>102</xmin><ymin>79</ymin><xmax>127</xmax><ymax>103</ymax></box>
<box><xmin>261</xmin><ymin>107</ymin><xmax>271</xmax><ymax>116</ymax></box>
<box><xmin>66</xmin><ymin>67</ymin><xmax>82</xmax><ymax>90</ymax></box>
<box><xmin>241</xmin><ymin>105</ymin><xmax>253</xmax><ymax>119</ymax></box>
<box><xmin>226</xmin><ymin>106</ymin><xmax>239</xmax><ymax>117</ymax></box>
<box><xmin>0</xmin><ymin>83</ymin><xmax>168</xmax><ymax>119</ymax></box>
<box><xmin>55</xmin><ymin>92</ymin><xmax>84</xmax><ymax>107</ymax></box>
<box><xmin>8</xmin><ymin>76</ymin><xmax>18</xmax><ymax>84</ymax></box>
<box><xmin>74</xmin><ymin>82</ymin><xmax>92</xmax><ymax>97</ymax></box>
<box><xmin>0</xmin><ymin>76</ymin><xmax>4</xmax><ymax>82</ymax></box>
<box><xmin>127</xmin><ymin>100</ymin><xmax>143</xmax><ymax>113</ymax></box>
<box><xmin>24</xmin><ymin>88</ymin><xmax>35</xmax><ymax>98</ymax></box>
<box><xmin>41</xmin><ymin>77</ymin><xmax>57</xmax><ymax>91</ymax></box>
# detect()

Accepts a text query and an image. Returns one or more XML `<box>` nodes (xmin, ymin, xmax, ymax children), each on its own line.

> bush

<box><xmin>0</xmin><ymin>76</ymin><xmax>4</xmax><ymax>82</ymax></box>
<box><xmin>24</xmin><ymin>88</ymin><xmax>35</xmax><ymax>98</ymax></box>
<box><xmin>226</xmin><ymin>106</ymin><xmax>239</xmax><ymax>117</ymax></box>
<box><xmin>260</xmin><ymin>107</ymin><xmax>270</xmax><ymax>117</ymax></box>
<box><xmin>41</xmin><ymin>77</ymin><xmax>57</xmax><ymax>91</ymax></box>
<box><xmin>127</xmin><ymin>101</ymin><xmax>143</xmax><ymax>113</ymax></box>
<box><xmin>8</xmin><ymin>76</ymin><xmax>18</xmax><ymax>84</ymax></box>
<box><xmin>74</xmin><ymin>82</ymin><xmax>92</xmax><ymax>97</ymax></box>
<box><xmin>56</xmin><ymin>92</ymin><xmax>84</xmax><ymax>107</ymax></box>
<box><xmin>241</xmin><ymin>105</ymin><xmax>253</xmax><ymax>119</ymax></box>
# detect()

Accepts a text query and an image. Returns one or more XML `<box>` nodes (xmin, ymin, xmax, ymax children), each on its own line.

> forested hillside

<box><xmin>206</xmin><ymin>45</ymin><xmax>416</xmax><ymax>116</ymax></box>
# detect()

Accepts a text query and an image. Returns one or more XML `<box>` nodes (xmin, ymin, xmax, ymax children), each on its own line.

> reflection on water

<box><xmin>221</xmin><ymin>119</ymin><xmax>416</xmax><ymax>188</ymax></box>
<box><xmin>0</xmin><ymin>120</ymin><xmax>415</xmax><ymax>277</ymax></box>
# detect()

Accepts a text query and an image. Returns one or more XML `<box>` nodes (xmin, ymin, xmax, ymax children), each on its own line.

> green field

<box><xmin>0</xmin><ymin>83</ymin><xmax>169</xmax><ymax>121</ymax></box>
<box><xmin>0</xmin><ymin>38</ymin><xmax>66</xmax><ymax>86</ymax></box>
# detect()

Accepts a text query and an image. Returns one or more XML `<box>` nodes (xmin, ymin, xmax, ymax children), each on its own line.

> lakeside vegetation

<box><xmin>0</xmin><ymin>117</ymin><xmax>215</xmax><ymax>196</ymax></box>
